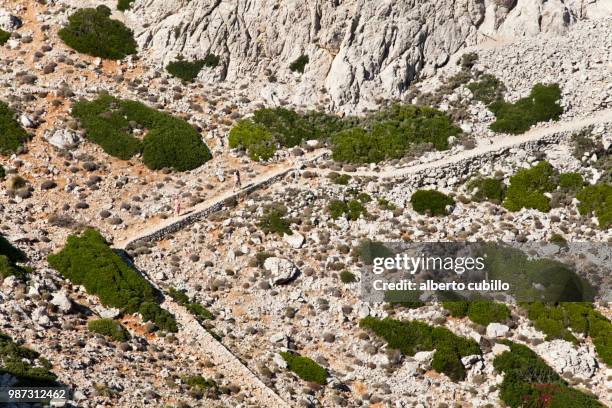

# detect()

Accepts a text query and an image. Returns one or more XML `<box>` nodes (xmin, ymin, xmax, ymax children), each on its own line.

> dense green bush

<box><xmin>88</xmin><ymin>318</ymin><xmax>130</xmax><ymax>341</ymax></box>
<box><xmin>0</xmin><ymin>333</ymin><xmax>57</xmax><ymax>386</ymax></box>
<box><xmin>467</xmin><ymin>74</ymin><xmax>506</xmax><ymax>105</ymax></box>
<box><xmin>168</xmin><ymin>287</ymin><xmax>213</xmax><ymax>322</ymax></box>
<box><xmin>503</xmin><ymin>161</ymin><xmax>558</xmax><ymax>212</ymax></box>
<box><xmin>182</xmin><ymin>375</ymin><xmax>218</xmax><ymax>393</ymax></box>
<box><xmin>58</xmin><ymin>6</ymin><xmax>137</xmax><ymax>59</ymax></box>
<box><xmin>524</xmin><ymin>302</ymin><xmax>611</xmax><ymax>364</ymax></box>
<box><xmin>489</xmin><ymin>84</ymin><xmax>563</xmax><ymax>134</ymax></box>
<box><xmin>327</xmin><ymin>199</ymin><xmax>365</xmax><ymax>221</ymax></box>
<box><xmin>0</xmin><ymin>29</ymin><xmax>9</xmax><ymax>45</ymax></box>
<box><xmin>339</xmin><ymin>271</ymin><xmax>356</xmax><ymax>283</ymax></box>
<box><xmin>332</xmin><ymin>104</ymin><xmax>460</xmax><ymax>163</ymax></box>
<box><xmin>359</xmin><ymin>317</ymin><xmax>480</xmax><ymax>381</ymax></box>
<box><xmin>166</xmin><ymin>54</ymin><xmax>219</xmax><ymax>82</ymax></box>
<box><xmin>48</xmin><ymin>229</ymin><xmax>177</xmax><ymax>332</ymax></box>
<box><xmin>576</xmin><ymin>183</ymin><xmax>611</xmax><ymax>229</ymax></box>
<box><xmin>0</xmin><ymin>101</ymin><xmax>28</xmax><ymax>156</ymax></box>
<box><xmin>493</xmin><ymin>340</ymin><xmax>603</xmax><ymax>408</ymax></box>
<box><xmin>258</xmin><ymin>207</ymin><xmax>293</xmax><ymax>235</ymax></box>
<box><xmin>289</xmin><ymin>55</ymin><xmax>309</xmax><ymax>73</ymax></box>
<box><xmin>117</xmin><ymin>0</ymin><xmax>135</xmax><ymax>11</ymax></box>
<box><xmin>467</xmin><ymin>177</ymin><xmax>505</xmax><ymax>203</ymax></box>
<box><xmin>279</xmin><ymin>352</ymin><xmax>327</xmax><ymax>384</ymax></box>
<box><xmin>0</xmin><ymin>235</ymin><xmax>28</xmax><ymax>281</ymax></box>
<box><xmin>466</xmin><ymin>302</ymin><xmax>510</xmax><ymax>326</ymax></box>
<box><xmin>72</xmin><ymin>94</ymin><xmax>211</xmax><ymax>171</ymax></box>
<box><xmin>410</xmin><ymin>190</ymin><xmax>454</xmax><ymax>216</ymax></box>
<box><xmin>559</xmin><ymin>172</ymin><xmax>584</xmax><ymax>191</ymax></box>
<box><xmin>0</xmin><ymin>234</ymin><xmax>25</xmax><ymax>264</ymax></box>
<box><xmin>229</xmin><ymin>104</ymin><xmax>460</xmax><ymax>164</ymax></box>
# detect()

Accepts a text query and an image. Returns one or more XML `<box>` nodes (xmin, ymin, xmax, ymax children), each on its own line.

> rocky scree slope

<box><xmin>128</xmin><ymin>0</ymin><xmax>595</xmax><ymax>112</ymax></box>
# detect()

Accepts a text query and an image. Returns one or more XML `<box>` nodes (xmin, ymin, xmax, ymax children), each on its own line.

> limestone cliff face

<box><xmin>128</xmin><ymin>0</ymin><xmax>590</xmax><ymax>112</ymax></box>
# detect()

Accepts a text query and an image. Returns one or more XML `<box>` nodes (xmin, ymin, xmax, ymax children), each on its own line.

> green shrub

<box><xmin>258</xmin><ymin>207</ymin><xmax>293</xmax><ymax>236</ymax></box>
<box><xmin>58</xmin><ymin>6</ymin><xmax>137</xmax><ymax>59</ymax></box>
<box><xmin>332</xmin><ymin>104</ymin><xmax>460</xmax><ymax>164</ymax></box>
<box><xmin>228</xmin><ymin>119</ymin><xmax>275</xmax><ymax>161</ymax></box>
<box><xmin>279</xmin><ymin>352</ymin><xmax>327</xmax><ymax>384</ymax></box>
<box><xmin>0</xmin><ymin>29</ymin><xmax>9</xmax><ymax>45</ymax></box>
<box><xmin>117</xmin><ymin>0</ymin><xmax>135</xmax><ymax>11</ymax></box>
<box><xmin>88</xmin><ymin>318</ymin><xmax>130</xmax><ymax>341</ymax></box>
<box><xmin>289</xmin><ymin>55</ymin><xmax>309</xmax><ymax>73</ymax></box>
<box><xmin>442</xmin><ymin>301</ymin><xmax>469</xmax><ymax>318</ymax></box>
<box><xmin>359</xmin><ymin>317</ymin><xmax>480</xmax><ymax>381</ymax></box>
<box><xmin>0</xmin><ymin>164</ymin><xmax>4</xmax><ymax>178</ymax></box>
<box><xmin>48</xmin><ymin>228</ymin><xmax>177</xmax><ymax>332</ymax></box>
<box><xmin>377</xmin><ymin>197</ymin><xmax>396</xmax><ymax>210</ymax></box>
<box><xmin>0</xmin><ymin>332</ymin><xmax>57</xmax><ymax>386</ymax></box>
<box><xmin>467</xmin><ymin>74</ymin><xmax>506</xmax><ymax>105</ymax></box>
<box><xmin>0</xmin><ymin>255</ymin><xmax>28</xmax><ymax>281</ymax></box>
<box><xmin>330</xmin><ymin>173</ymin><xmax>351</xmax><ymax>185</ymax></box>
<box><xmin>182</xmin><ymin>375</ymin><xmax>217</xmax><ymax>391</ymax></box>
<box><xmin>72</xmin><ymin>94</ymin><xmax>211</xmax><ymax>171</ymax></box>
<box><xmin>466</xmin><ymin>302</ymin><xmax>510</xmax><ymax>326</ymax></box>
<box><xmin>339</xmin><ymin>271</ymin><xmax>356</xmax><ymax>283</ymax></box>
<box><xmin>503</xmin><ymin>161</ymin><xmax>558</xmax><ymax>212</ymax></box>
<box><xmin>576</xmin><ymin>183</ymin><xmax>611</xmax><ymax>229</ymax></box>
<box><xmin>489</xmin><ymin>84</ymin><xmax>563</xmax><ymax>134</ymax></box>
<box><xmin>327</xmin><ymin>199</ymin><xmax>365</xmax><ymax>221</ymax></box>
<box><xmin>0</xmin><ymin>234</ymin><xmax>26</xmax><ymax>264</ymax></box>
<box><xmin>467</xmin><ymin>177</ymin><xmax>505</xmax><ymax>203</ymax></box>
<box><xmin>353</xmin><ymin>239</ymin><xmax>393</xmax><ymax>265</ymax></box>
<box><xmin>0</xmin><ymin>101</ymin><xmax>28</xmax><ymax>156</ymax></box>
<box><xmin>166</xmin><ymin>54</ymin><xmax>219</xmax><ymax>82</ymax></box>
<box><xmin>493</xmin><ymin>340</ymin><xmax>603</xmax><ymax>408</ymax></box>
<box><xmin>559</xmin><ymin>172</ymin><xmax>584</xmax><ymax>191</ymax></box>
<box><xmin>549</xmin><ymin>233</ymin><xmax>567</xmax><ymax>247</ymax></box>
<box><xmin>168</xmin><ymin>287</ymin><xmax>214</xmax><ymax>322</ymax></box>
<box><xmin>410</xmin><ymin>190</ymin><xmax>454</xmax><ymax>216</ymax></box>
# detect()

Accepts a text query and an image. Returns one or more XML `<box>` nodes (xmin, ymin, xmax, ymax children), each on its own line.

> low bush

<box><xmin>465</xmin><ymin>301</ymin><xmax>510</xmax><ymax>326</ymax></box>
<box><xmin>0</xmin><ymin>29</ymin><xmax>9</xmax><ymax>45</ymax></box>
<box><xmin>503</xmin><ymin>161</ymin><xmax>558</xmax><ymax>212</ymax></box>
<box><xmin>329</xmin><ymin>173</ymin><xmax>351</xmax><ymax>185</ymax></box>
<box><xmin>168</xmin><ymin>287</ymin><xmax>213</xmax><ymax>322</ymax></box>
<box><xmin>279</xmin><ymin>352</ymin><xmax>327</xmax><ymax>385</ymax></box>
<box><xmin>258</xmin><ymin>207</ymin><xmax>293</xmax><ymax>236</ymax></box>
<box><xmin>0</xmin><ymin>164</ymin><xmax>4</xmax><ymax>179</ymax></box>
<box><xmin>339</xmin><ymin>271</ymin><xmax>356</xmax><ymax>283</ymax></box>
<box><xmin>0</xmin><ymin>101</ymin><xmax>28</xmax><ymax>156</ymax></box>
<box><xmin>360</xmin><ymin>317</ymin><xmax>480</xmax><ymax>381</ymax></box>
<box><xmin>117</xmin><ymin>0</ymin><xmax>135</xmax><ymax>11</ymax></box>
<box><xmin>493</xmin><ymin>340</ymin><xmax>604</xmax><ymax>408</ymax></box>
<box><xmin>327</xmin><ymin>199</ymin><xmax>365</xmax><ymax>221</ymax></box>
<box><xmin>0</xmin><ymin>332</ymin><xmax>57</xmax><ymax>386</ymax></box>
<box><xmin>467</xmin><ymin>74</ymin><xmax>506</xmax><ymax>105</ymax></box>
<box><xmin>289</xmin><ymin>55</ymin><xmax>309</xmax><ymax>73</ymax></box>
<box><xmin>229</xmin><ymin>104</ymin><xmax>460</xmax><ymax>164</ymax></box>
<box><xmin>410</xmin><ymin>189</ymin><xmax>454</xmax><ymax>216</ymax></box>
<box><xmin>0</xmin><ymin>235</ymin><xmax>28</xmax><ymax>281</ymax></box>
<box><xmin>576</xmin><ymin>183</ymin><xmax>611</xmax><ymax>229</ymax></box>
<box><xmin>0</xmin><ymin>234</ymin><xmax>26</xmax><ymax>263</ymax></box>
<box><xmin>166</xmin><ymin>54</ymin><xmax>219</xmax><ymax>82</ymax></box>
<box><xmin>489</xmin><ymin>84</ymin><xmax>563</xmax><ymax>134</ymax></box>
<box><xmin>58</xmin><ymin>6</ymin><xmax>137</xmax><ymax>59</ymax></box>
<box><xmin>467</xmin><ymin>177</ymin><xmax>505</xmax><ymax>203</ymax></box>
<box><xmin>559</xmin><ymin>172</ymin><xmax>584</xmax><ymax>191</ymax></box>
<box><xmin>72</xmin><ymin>94</ymin><xmax>211</xmax><ymax>171</ymax></box>
<box><xmin>48</xmin><ymin>229</ymin><xmax>177</xmax><ymax>332</ymax></box>
<box><xmin>87</xmin><ymin>318</ymin><xmax>130</xmax><ymax>341</ymax></box>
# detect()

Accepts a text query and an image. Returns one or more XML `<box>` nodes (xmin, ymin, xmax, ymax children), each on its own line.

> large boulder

<box><xmin>263</xmin><ymin>257</ymin><xmax>299</xmax><ymax>285</ymax></box>
<box><xmin>45</xmin><ymin>129</ymin><xmax>80</xmax><ymax>150</ymax></box>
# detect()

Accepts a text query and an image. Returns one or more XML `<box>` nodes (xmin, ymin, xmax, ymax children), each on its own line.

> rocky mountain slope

<box><xmin>128</xmin><ymin>0</ymin><xmax>603</xmax><ymax>112</ymax></box>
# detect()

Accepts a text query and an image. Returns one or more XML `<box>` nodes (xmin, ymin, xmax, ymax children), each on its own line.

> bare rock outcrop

<box><xmin>127</xmin><ymin>0</ymin><xmax>596</xmax><ymax>112</ymax></box>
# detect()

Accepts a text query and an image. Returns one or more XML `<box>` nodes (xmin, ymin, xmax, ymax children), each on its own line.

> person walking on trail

<box><xmin>233</xmin><ymin>170</ymin><xmax>241</xmax><ymax>192</ymax></box>
<box><xmin>174</xmin><ymin>197</ymin><xmax>181</xmax><ymax>216</ymax></box>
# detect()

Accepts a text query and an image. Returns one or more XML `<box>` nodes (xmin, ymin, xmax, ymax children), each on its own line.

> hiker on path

<box><xmin>233</xmin><ymin>170</ymin><xmax>241</xmax><ymax>191</ymax></box>
<box><xmin>174</xmin><ymin>197</ymin><xmax>181</xmax><ymax>216</ymax></box>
